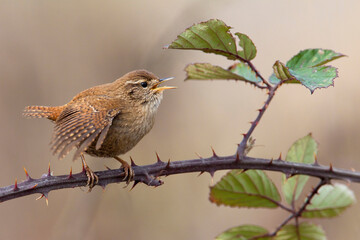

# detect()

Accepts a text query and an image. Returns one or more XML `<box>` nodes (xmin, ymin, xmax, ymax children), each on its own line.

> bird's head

<box><xmin>118</xmin><ymin>70</ymin><xmax>176</xmax><ymax>109</ymax></box>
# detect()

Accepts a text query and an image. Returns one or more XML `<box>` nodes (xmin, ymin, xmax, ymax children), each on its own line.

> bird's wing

<box><xmin>51</xmin><ymin>97</ymin><xmax>121</xmax><ymax>160</ymax></box>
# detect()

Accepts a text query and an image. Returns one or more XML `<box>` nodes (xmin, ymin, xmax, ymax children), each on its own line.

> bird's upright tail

<box><xmin>23</xmin><ymin>105</ymin><xmax>63</xmax><ymax>121</ymax></box>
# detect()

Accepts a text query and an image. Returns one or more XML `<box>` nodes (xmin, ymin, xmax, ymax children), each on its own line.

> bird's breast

<box><xmin>86</xmin><ymin>106</ymin><xmax>156</xmax><ymax>157</ymax></box>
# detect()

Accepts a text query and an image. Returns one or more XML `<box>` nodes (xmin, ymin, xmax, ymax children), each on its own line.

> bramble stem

<box><xmin>0</xmin><ymin>155</ymin><xmax>358</xmax><ymax>203</ymax></box>
<box><xmin>237</xmin><ymin>82</ymin><xmax>281</xmax><ymax>155</ymax></box>
<box><xmin>250</xmin><ymin>179</ymin><xmax>328</xmax><ymax>239</ymax></box>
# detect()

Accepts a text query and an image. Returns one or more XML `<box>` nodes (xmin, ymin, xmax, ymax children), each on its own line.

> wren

<box><xmin>23</xmin><ymin>70</ymin><xmax>175</xmax><ymax>188</ymax></box>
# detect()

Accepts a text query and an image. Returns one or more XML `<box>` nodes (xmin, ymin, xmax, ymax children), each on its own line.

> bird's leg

<box><xmin>81</xmin><ymin>154</ymin><xmax>99</xmax><ymax>191</ymax></box>
<box><xmin>114</xmin><ymin>156</ymin><xmax>134</xmax><ymax>185</ymax></box>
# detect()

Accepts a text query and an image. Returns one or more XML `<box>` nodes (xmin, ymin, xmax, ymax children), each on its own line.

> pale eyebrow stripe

<box><xmin>125</xmin><ymin>80</ymin><xmax>142</xmax><ymax>84</ymax></box>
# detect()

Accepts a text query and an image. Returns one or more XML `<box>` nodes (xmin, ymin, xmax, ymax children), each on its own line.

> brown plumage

<box><xmin>24</xmin><ymin>69</ymin><xmax>175</xmax><ymax>188</ymax></box>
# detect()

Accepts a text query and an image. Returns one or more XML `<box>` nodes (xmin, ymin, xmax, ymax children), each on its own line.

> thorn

<box><xmin>242</xmin><ymin>133</ymin><xmax>247</xmax><ymax>138</ymax></box>
<box><xmin>130</xmin><ymin>180</ymin><xmax>140</xmax><ymax>190</ymax></box>
<box><xmin>24</xmin><ymin>167</ymin><xmax>29</xmax><ymax>177</ymax></box>
<box><xmin>156</xmin><ymin>152</ymin><xmax>163</xmax><ymax>163</ymax></box>
<box><xmin>269</xmin><ymin>158</ymin><xmax>273</xmax><ymax>165</ymax></box>
<box><xmin>257</xmin><ymin>108</ymin><xmax>263</xmax><ymax>112</ymax></box>
<box><xmin>249</xmin><ymin>121</ymin><xmax>254</xmax><ymax>125</ymax></box>
<box><xmin>23</xmin><ymin>167</ymin><xmax>33</xmax><ymax>181</ymax></box>
<box><xmin>13</xmin><ymin>178</ymin><xmax>19</xmax><ymax>191</ymax></box>
<box><xmin>165</xmin><ymin>159</ymin><xmax>171</xmax><ymax>169</ymax></box>
<box><xmin>195</xmin><ymin>152</ymin><xmax>203</xmax><ymax>159</ymax></box>
<box><xmin>240</xmin><ymin>169</ymin><xmax>248</xmax><ymax>173</ymax></box>
<box><xmin>36</xmin><ymin>194</ymin><xmax>44</xmax><ymax>201</ymax></box>
<box><xmin>130</xmin><ymin>157</ymin><xmax>138</xmax><ymax>167</ymax></box>
<box><xmin>313</xmin><ymin>153</ymin><xmax>320</xmax><ymax>166</ymax></box>
<box><xmin>35</xmin><ymin>192</ymin><xmax>48</xmax><ymax>204</ymax></box>
<box><xmin>329</xmin><ymin>163</ymin><xmax>333</xmax><ymax>172</ymax></box>
<box><xmin>68</xmin><ymin>167</ymin><xmax>73</xmax><ymax>179</ymax></box>
<box><xmin>45</xmin><ymin>198</ymin><xmax>49</xmax><ymax>206</ymax></box>
<box><xmin>197</xmin><ymin>171</ymin><xmax>205</xmax><ymax>177</ymax></box>
<box><xmin>35</xmin><ymin>193</ymin><xmax>49</xmax><ymax>205</ymax></box>
<box><xmin>278</xmin><ymin>153</ymin><xmax>282</xmax><ymax>161</ymax></box>
<box><xmin>235</xmin><ymin>152</ymin><xmax>240</xmax><ymax>162</ymax></box>
<box><xmin>47</xmin><ymin>162</ymin><xmax>51</xmax><ymax>177</ymax></box>
<box><xmin>31</xmin><ymin>184</ymin><xmax>38</xmax><ymax>189</ymax></box>
<box><xmin>208</xmin><ymin>171</ymin><xmax>215</xmax><ymax>184</ymax></box>
<box><xmin>211</xmin><ymin>146</ymin><xmax>218</xmax><ymax>158</ymax></box>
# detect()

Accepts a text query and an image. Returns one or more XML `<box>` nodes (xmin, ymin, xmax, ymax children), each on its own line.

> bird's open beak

<box><xmin>153</xmin><ymin>77</ymin><xmax>177</xmax><ymax>92</ymax></box>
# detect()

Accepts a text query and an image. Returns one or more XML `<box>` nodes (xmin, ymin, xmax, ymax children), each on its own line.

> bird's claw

<box><xmin>114</xmin><ymin>156</ymin><xmax>134</xmax><ymax>187</ymax></box>
<box><xmin>81</xmin><ymin>154</ymin><xmax>98</xmax><ymax>192</ymax></box>
<box><xmin>84</xmin><ymin>166</ymin><xmax>99</xmax><ymax>191</ymax></box>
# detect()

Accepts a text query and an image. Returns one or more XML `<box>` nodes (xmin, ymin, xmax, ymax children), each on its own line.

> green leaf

<box><xmin>275</xmin><ymin>223</ymin><xmax>326</xmax><ymax>240</ymax></box>
<box><xmin>229</xmin><ymin>62</ymin><xmax>262</xmax><ymax>83</ymax></box>
<box><xmin>302</xmin><ymin>183</ymin><xmax>356</xmax><ymax>218</ymax></box>
<box><xmin>210</xmin><ymin>170</ymin><xmax>281</xmax><ymax>208</ymax></box>
<box><xmin>289</xmin><ymin>66</ymin><xmax>338</xmax><ymax>93</ymax></box>
<box><xmin>235</xmin><ymin>33</ymin><xmax>257</xmax><ymax>61</ymax></box>
<box><xmin>167</xmin><ymin>19</ymin><xmax>238</xmax><ymax>60</ymax></box>
<box><xmin>185</xmin><ymin>63</ymin><xmax>247</xmax><ymax>81</ymax></box>
<box><xmin>270</xmin><ymin>64</ymin><xmax>338</xmax><ymax>93</ymax></box>
<box><xmin>270</xmin><ymin>48</ymin><xmax>344</xmax><ymax>92</ymax></box>
<box><xmin>286</xmin><ymin>49</ymin><xmax>345</xmax><ymax>69</ymax></box>
<box><xmin>185</xmin><ymin>63</ymin><xmax>261</xmax><ymax>85</ymax></box>
<box><xmin>272</xmin><ymin>61</ymin><xmax>296</xmax><ymax>82</ymax></box>
<box><xmin>270</xmin><ymin>66</ymin><xmax>338</xmax><ymax>93</ymax></box>
<box><xmin>282</xmin><ymin>134</ymin><xmax>317</xmax><ymax>205</ymax></box>
<box><xmin>216</xmin><ymin>225</ymin><xmax>270</xmax><ymax>240</ymax></box>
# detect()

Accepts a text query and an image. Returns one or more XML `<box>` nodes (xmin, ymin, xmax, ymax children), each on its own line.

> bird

<box><xmin>23</xmin><ymin>69</ymin><xmax>175</xmax><ymax>189</ymax></box>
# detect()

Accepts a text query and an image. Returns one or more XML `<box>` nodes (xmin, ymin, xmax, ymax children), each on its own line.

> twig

<box><xmin>1</xmin><ymin>155</ymin><xmax>358</xmax><ymax>203</ymax></box>
<box><xmin>296</xmin><ymin>178</ymin><xmax>328</xmax><ymax>217</ymax></box>
<box><xmin>245</xmin><ymin>60</ymin><xmax>271</xmax><ymax>88</ymax></box>
<box><xmin>251</xmin><ymin>179</ymin><xmax>328</xmax><ymax>239</ymax></box>
<box><xmin>237</xmin><ymin>82</ymin><xmax>281</xmax><ymax>155</ymax></box>
<box><xmin>225</xmin><ymin>50</ymin><xmax>271</xmax><ymax>88</ymax></box>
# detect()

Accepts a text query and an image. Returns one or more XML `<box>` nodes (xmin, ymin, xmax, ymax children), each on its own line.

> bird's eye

<box><xmin>141</xmin><ymin>82</ymin><xmax>148</xmax><ymax>88</ymax></box>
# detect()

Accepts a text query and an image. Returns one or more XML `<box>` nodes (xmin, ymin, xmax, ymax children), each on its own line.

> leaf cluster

<box><xmin>166</xmin><ymin>19</ymin><xmax>352</xmax><ymax>239</ymax></box>
<box><xmin>211</xmin><ymin>134</ymin><xmax>355</xmax><ymax>239</ymax></box>
<box><xmin>167</xmin><ymin>19</ymin><xmax>345</xmax><ymax>93</ymax></box>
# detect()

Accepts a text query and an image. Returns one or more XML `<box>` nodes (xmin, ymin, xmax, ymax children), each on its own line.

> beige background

<box><xmin>1</xmin><ymin>0</ymin><xmax>360</xmax><ymax>239</ymax></box>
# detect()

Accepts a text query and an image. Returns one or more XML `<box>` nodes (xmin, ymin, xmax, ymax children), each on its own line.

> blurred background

<box><xmin>1</xmin><ymin>0</ymin><xmax>360</xmax><ymax>239</ymax></box>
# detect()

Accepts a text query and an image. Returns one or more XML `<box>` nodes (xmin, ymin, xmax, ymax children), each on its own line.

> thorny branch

<box><xmin>237</xmin><ymin>82</ymin><xmax>280</xmax><ymax>155</ymax></box>
<box><xmin>1</xmin><ymin>154</ymin><xmax>359</xmax><ymax>203</ymax></box>
<box><xmin>250</xmin><ymin>179</ymin><xmax>329</xmax><ymax>239</ymax></box>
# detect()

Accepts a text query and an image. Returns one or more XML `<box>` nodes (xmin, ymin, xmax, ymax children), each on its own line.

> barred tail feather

<box><xmin>23</xmin><ymin>106</ymin><xmax>62</xmax><ymax>121</ymax></box>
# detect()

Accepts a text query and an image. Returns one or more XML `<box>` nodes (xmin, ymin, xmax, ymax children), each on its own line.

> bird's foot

<box><xmin>114</xmin><ymin>156</ymin><xmax>134</xmax><ymax>186</ymax></box>
<box><xmin>81</xmin><ymin>155</ymin><xmax>99</xmax><ymax>191</ymax></box>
